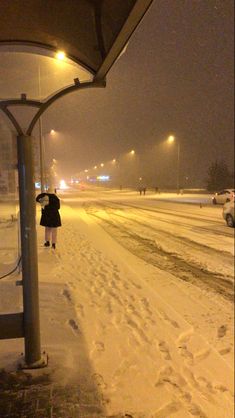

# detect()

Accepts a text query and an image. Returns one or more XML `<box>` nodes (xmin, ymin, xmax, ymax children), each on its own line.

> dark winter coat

<box><xmin>36</xmin><ymin>193</ymin><xmax>61</xmax><ymax>227</ymax></box>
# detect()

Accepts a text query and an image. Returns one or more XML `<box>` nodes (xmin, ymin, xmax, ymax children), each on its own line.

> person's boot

<box><xmin>52</xmin><ymin>243</ymin><xmax>56</xmax><ymax>249</ymax></box>
<box><xmin>44</xmin><ymin>241</ymin><xmax>50</xmax><ymax>247</ymax></box>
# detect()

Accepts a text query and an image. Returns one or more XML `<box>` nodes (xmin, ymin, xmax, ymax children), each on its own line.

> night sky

<box><xmin>1</xmin><ymin>0</ymin><xmax>234</xmax><ymax>187</ymax></box>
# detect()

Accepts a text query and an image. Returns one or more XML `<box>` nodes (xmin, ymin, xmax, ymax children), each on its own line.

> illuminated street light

<box><xmin>167</xmin><ymin>134</ymin><xmax>180</xmax><ymax>193</ymax></box>
<box><xmin>112</xmin><ymin>159</ymin><xmax>116</xmax><ymax>163</ymax></box>
<box><xmin>168</xmin><ymin>135</ymin><xmax>175</xmax><ymax>143</ymax></box>
<box><xmin>130</xmin><ymin>150</ymin><xmax>135</xmax><ymax>155</ymax></box>
<box><xmin>100</xmin><ymin>163</ymin><xmax>104</xmax><ymax>167</ymax></box>
<box><xmin>84</xmin><ymin>169</ymin><xmax>88</xmax><ymax>173</ymax></box>
<box><xmin>94</xmin><ymin>165</ymin><xmax>97</xmax><ymax>169</ymax></box>
<box><xmin>50</xmin><ymin>158</ymin><xmax>58</xmax><ymax>189</ymax></box>
<box><xmin>56</xmin><ymin>51</ymin><xmax>65</xmax><ymax>60</ymax></box>
<box><xmin>39</xmin><ymin>130</ymin><xmax>56</xmax><ymax>192</ymax></box>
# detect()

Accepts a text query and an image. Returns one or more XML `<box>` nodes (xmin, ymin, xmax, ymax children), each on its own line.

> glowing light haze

<box><xmin>0</xmin><ymin>0</ymin><xmax>233</xmax><ymax>188</ymax></box>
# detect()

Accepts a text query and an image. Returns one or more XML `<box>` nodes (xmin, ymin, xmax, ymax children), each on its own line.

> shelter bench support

<box><xmin>0</xmin><ymin>313</ymin><xmax>24</xmax><ymax>339</ymax></box>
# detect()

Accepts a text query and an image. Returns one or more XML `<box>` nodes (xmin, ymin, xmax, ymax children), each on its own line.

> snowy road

<box><xmin>55</xmin><ymin>189</ymin><xmax>234</xmax><ymax>417</ymax></box>
<box><xmin>0</xmin><ymin>190</ymin><xmax>234</xmax><ymax>417</ymax></box>
<box><xmin>81</xmin><ymin>195</ymin><xmax>233</xmax><ymax>302</ymax></box>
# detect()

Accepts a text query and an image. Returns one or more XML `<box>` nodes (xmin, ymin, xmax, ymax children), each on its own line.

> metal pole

<box><xmin>38</xmin><ymin>65</ymin><xmax>45</xmax><ymax>193</ymax></box>
<box><xmin>17</xmin><ymin>134</ymin><xmax>42</xmax><ymax>366</ymax></box>
<box><xmin>177</xmin><ymin>142</ymin><xmax>180</xmax><ymax>192</ymax></box>
<box><xmin>39</xmin><ymin>117</ymin><xmax>45</xmax><ymax>192</ymax></box>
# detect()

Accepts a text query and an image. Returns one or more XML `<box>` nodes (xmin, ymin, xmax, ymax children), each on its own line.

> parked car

<box><xmin>212</xmin><ymin>189</ymin><xmax>234</xmax><ymax>205</ymax></box>
<box><xmin>223</xmin><ymin>198</ymin><xmax>235</xmax><ymax>227</ymax></box>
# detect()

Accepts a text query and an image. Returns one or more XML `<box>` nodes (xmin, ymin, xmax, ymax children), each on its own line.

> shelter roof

<box><xmin>0</xmin><ymin>0</ymin><xmax>153</xmax><ymax>80</ymax></box>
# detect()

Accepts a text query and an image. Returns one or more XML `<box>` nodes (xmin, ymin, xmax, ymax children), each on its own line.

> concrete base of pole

<box><xmin>18</xmin><ymin>352</ymin><xmax>48</xmax><ymax>370</ymax></box>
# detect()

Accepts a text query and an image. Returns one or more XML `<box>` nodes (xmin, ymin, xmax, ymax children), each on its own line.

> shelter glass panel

<box><xmin>0</xmin><ymin>52</ymin><xmax>93</xmax><ymax>101</ymax></box>
<box><xmin>0</xmin><ymin>116</ymin><xmax>20</xmax><ymax>296</ymax></box>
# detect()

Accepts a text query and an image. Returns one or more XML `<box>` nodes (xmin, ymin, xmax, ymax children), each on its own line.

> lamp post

<box><xmin>38</xmin><ymin>65</ymin><xmax>45</xmax><ymax>192</ymax></box>
<box><xmin>168</xmin><ymin>135</ymin><xmax>180</xmax><ymax>193</ymax></box>
<box><xmin>38</xmin><ymin>118</ymin><xmax>45</xmax><ymax>192</ymax></box>
<box><xmin>38</xmin><ymin>52</ymin><xmax>62</xmax><ymax>193</ymax></box>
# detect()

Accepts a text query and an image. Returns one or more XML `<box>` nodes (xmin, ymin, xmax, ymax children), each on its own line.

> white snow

<box><xmin>0</xmin><ymin>189</ymin><xmax>234</xmax><ymax>417</ymax></box>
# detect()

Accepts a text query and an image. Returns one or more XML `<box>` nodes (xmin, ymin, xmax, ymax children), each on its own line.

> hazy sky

<box><xmin>1</xmin><ymin>0</ymin><xmax>234</xmax><ymax>187</ymax></box>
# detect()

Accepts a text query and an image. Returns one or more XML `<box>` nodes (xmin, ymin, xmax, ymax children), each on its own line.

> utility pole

<box><xmin>38</xmin><ymin>66</ymin><xmax>45</xmax><ymax>193</ymax></box>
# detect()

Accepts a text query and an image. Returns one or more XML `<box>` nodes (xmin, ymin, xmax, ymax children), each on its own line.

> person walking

<box><xmin>36</xmin><ymin>188</ymin><xmax>61</xmax><ymax>249</ymax></box>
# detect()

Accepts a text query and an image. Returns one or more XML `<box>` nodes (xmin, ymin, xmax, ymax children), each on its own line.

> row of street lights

<box><xmin>79</xmin><ymin>139</ymin><xmax>181</xmax><ymax>190</ymax></box>
<box><xmin>39</xmin><ymin>134</ymin><xmax>181</xmax><ymax>191</ymax></box>
<box><xmin>83</xmin><ymin>150</ymin><xmax>135</xmax><ymax>173</ymax></box>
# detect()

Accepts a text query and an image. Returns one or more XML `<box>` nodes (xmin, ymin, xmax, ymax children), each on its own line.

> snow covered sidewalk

<box><xmin>0</xmin><ymin>198</ymin><xmax>234</xmax><ymax>417</ymax></box>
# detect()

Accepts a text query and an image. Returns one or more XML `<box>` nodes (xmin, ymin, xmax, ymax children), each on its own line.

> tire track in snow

<box><xmin>102</xmin><ymin>199</ymin><xmax>233</xmax><ymax>237</ymax></box>
<box><xmin>84</xmin><ymin>204</ymin><xmax>234</xmax><ymax>302</ymax></box>
<box><xmin>91</xmin><ymin>200</ymin><xmax>233</xmax><ymax>258</ymax></box>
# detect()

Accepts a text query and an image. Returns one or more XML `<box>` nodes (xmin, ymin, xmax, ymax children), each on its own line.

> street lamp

<box><xmin>49</xmin><ymin>158</ymin><xmax>58</xmax><ymax>190</ymax></box>
<box><xmin>38</xmin><ymin>119</ymin><xmax>45</xmax><ymax>192</ymax></box>
<box><xmin>167</xmin><ymin>135</ymin><xmax>180</xmax><ymax>193</ymax></box>
<box><xmin>56</xmin><ymin>51</ymin><xmax>66</xmax><ymax>61</ymax></box>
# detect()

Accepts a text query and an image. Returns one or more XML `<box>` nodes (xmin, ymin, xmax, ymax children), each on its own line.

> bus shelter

<box><xmin>0</xmin><ymin>0</ymin><xmax>153</xmax><ymax>367</ymax></box>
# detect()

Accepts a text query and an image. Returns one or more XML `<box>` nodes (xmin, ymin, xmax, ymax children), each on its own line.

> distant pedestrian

<box><xmin>36</xmin><ymin>188</ymin><xmax>61</xmax><ymax>249</ymax></box>
<box><xmin>143</xmin><ymin>187</ymin><xmax>146</xmax><ymax>195</ymax></box>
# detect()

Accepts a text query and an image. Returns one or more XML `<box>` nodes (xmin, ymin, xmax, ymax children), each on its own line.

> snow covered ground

<box><xmin>0</xmin><ymin>189</ymin><xmax>234</xmax><ymax>417</ymax></box>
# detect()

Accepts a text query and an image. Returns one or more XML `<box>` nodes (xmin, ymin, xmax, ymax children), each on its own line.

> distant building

<box><xmin>0</xmin><ymin>119</ymin><xmax>18</xmax><ymax>194</ymax></box>
<box><xmin>0</xmin><ymin>117</ymin><xmax>42</xmax><ymax>194</ymax></box>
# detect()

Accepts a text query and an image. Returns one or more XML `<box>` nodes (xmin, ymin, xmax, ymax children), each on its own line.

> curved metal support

<box><xmin>0</xmin><ymin>106</ymin><xmax>23</xmax><ymax>135</ymax></box>
<box><xmin>0</xmin><ymin>79</ymin><xmax>106</xmax><ymax>136</ymax></box>
<box><xmin>0</xmin><ymin>99</ymin><xmax>41</xmax><ymax>108</ymax></box>
<box><xmin>27</xmin><ymin>79</ymin><xmax>106</xmax><ymax>135</ymax></box>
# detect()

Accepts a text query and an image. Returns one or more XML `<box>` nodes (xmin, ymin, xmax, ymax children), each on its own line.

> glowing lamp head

<box><xmin>56</xmin><ymin>51</ymin><xmax>65</xmax><ymax>60</ymax></box>
<box><xmin>168</xmin><ymin>135</ymin><xmax>175</xmax><ymax>143</ymax></box>
<box><xmin>130</xmin><ymin>150</ymin><xmax>135</xmax><ymax>155</ymax></box>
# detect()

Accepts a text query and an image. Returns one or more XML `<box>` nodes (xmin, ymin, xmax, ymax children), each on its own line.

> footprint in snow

<box><xmin>158</xmin><ymin>341</ymin><xmax>171</xmax><ymax>360</ymax></box>
<box><xmin>178</xmin><ymin>344</ymin><xmax>194</xmax><ymax>365</ymax></box>
<box><xmin>62</xmin><ymin>288</ymin><xmax>72</xmax><ymax>302</ymax></box>
<box><xmin>94</xmin><ymin>341</ymin><xmax>105</xmax><ymax>352</ymax></box>
<box><xmin>217</xmin><ymin>325</ymin><xmax>227</xmax><ymax>338</ymax></box>
<box><xmin>68</xmin><ymin>319</ymin><xmax>81</xmax><ymax>335</ymax></box>
<box><xmin>219</xmin><ymin>347</ymin><xmax>231</xmax><ymax>355</ymax></box>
